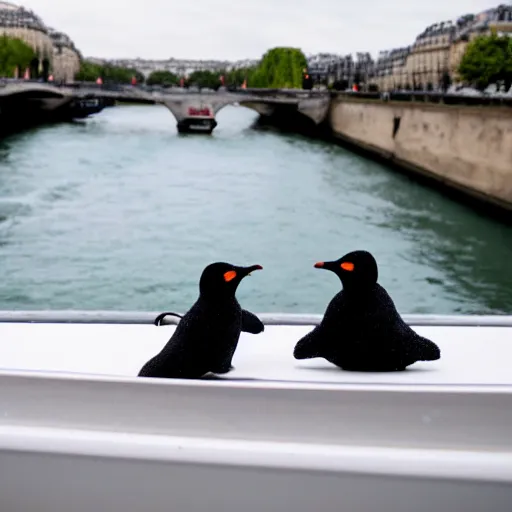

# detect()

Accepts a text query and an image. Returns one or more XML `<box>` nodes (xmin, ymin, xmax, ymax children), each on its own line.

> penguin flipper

<box><xmin>241</xmin><ymin>310</ymin><xmax>265</xmax><ymax>334</ymax></box>
<box><xmin>154</xmin><ymin>311</ymin><xmax>183</xmax><ymax>326</ymax></box>
<box><xmin>416</xmin><ymin>335</ymin><xmax>441</xmax><ymax>361</ymax></box>
<box><xmin>293</xmin><ymin>327</ymin><xmax>324</xmax><ymax>360</ymax></box>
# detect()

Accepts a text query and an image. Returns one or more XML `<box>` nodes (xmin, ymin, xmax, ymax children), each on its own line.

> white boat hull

<box><xmin>0</xmin><ymin>313</ymin><xmax>511</xmax><ymax>511</ymax></box>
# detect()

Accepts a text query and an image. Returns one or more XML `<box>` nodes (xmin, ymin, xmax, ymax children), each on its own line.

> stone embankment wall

<box><xmin>328</xmin><ymin>97</ymin><xmax>512</xmax><ymax>212</ymax></box>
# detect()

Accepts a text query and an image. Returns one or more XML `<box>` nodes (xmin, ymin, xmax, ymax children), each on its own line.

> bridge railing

<box><xmin>0</xmin><ymin>80</ymin><xmax>332</xmax><ymax>99</ymax></box>
<box><xmin>64</xmin><ymin>81</ymin><xmax>139</xmax><ymax>92</ymax></box>
<box><xmin>235</xmin><ymin>87</ymin><xmax>329</xmax><ymax>98</ymax></box>
<box><xmin>66</xmin><ymin>84</ymin><xmax>330</xmax><ymax>98</ymax></box>
<box><xmin>0</xmin><ymin>78</ymin><xmax>51</xmax><ymax>88</ymax></box>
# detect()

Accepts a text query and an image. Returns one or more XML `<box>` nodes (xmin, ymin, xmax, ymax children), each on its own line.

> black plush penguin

<box><xmin>139</xmin><ymin>262</ymin><xmax>264</xmax><ymax>379</ymax></box>
<box><xmin>294</xmin><ymin>250</ymin><xmax>440</xmax><ymax>371</ymax></box>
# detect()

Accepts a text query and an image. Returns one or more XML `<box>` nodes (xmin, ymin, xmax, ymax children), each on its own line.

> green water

<box><xmin>0</xmin><ymin>104</ymin><xmax>511</xmax><ymax>315</ymax></box>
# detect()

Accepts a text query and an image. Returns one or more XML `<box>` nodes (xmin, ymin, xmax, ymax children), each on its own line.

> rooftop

<box><xmin>48</xmin><ymin>27</ymin><xmax>78</xmax><ymax>51</ymax></box>
<box><xmin>0</xmin><ymin>0</ymin><xmax>47</xmax><ymax>32</ymax></box>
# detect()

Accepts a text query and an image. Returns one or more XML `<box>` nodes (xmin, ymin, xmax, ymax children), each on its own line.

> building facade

<box><xmin>93</xmin><ymin>57</ymin><xmax>258</xmax><ymax>79</ymax></box>
<box><xmin>307</xmin><ymin>53</ymin><xmax>350</xmax><ymax>83</ymax></box>
<box><xmin>450</xmin><ymin>5</ymin><xmax>512</xmax><ymax>81</ymax></box>
<box><xmin>372</xmin><ymin>47</ymin><xmax>410</xmax><ymax>90</ymax></box>
<box><xmin>405</xmin><ymin>21</ymin><xmax>455</xmax><ymax>89</ymax></box>
<box><xmin>372</xmin><ymin>22</ymin><xmax>455</xmax><ymax>91</ymax></box>
<box><xmin>49</xmin><ymin>29</ymin><xmax>81</xmax><ymax>82</ymax></box>
<box><xmin>0</xmin><ymin>0</ymin><xmax>53</xmax><ymax>76</ymax></box>
<box><xmin>307</xmin><ymin>52</ymin><xmax>376</xmax><ymax>88</ymax></box>
<box><xmin>371</xmin><ymin>3</ymin><xmax>512</xmax><ymax>92</ymax></box>
<box><xmin>0</xmin><ymin>1</ymin><xmax>80</xmax><ymax>81</ymax></box>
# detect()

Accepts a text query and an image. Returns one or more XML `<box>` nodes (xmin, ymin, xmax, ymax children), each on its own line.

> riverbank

<box><xmin>325</xmin><ymin>95</ymin><xmax>512</xmax><ymax>222</ymax></box>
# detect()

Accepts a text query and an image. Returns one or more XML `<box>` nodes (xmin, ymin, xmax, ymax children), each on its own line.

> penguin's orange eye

<box><xmin>223</xmin><ymin>270</ymin><xmax>237</xmax><ymax>282</ymax></box>
<box><xmin>341</xmin><ymin>262</ymin><xmax>354</xmax><ymax>271</ymax></box>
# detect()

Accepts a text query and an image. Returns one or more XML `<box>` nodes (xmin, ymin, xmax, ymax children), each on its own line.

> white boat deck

<box><xmin>0</xmin><ymin>313</ymin><xmax>511</xmax><ymax>512</ymax></box>
<box><xmin>0</xmin><ymin>316</ymin><xmax>511</xmax><ymax>386</ymax></box>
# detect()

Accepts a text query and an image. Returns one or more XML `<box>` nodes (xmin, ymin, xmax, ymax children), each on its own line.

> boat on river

<box><xmin>177</xmin><ymin>106</ymin><xmax>218</xmax><ymax>134</ymax></box>
<box><xmin>0</xmin><ymin>311</ymin><xmax>511</xmax><ymax>512</ymax></box>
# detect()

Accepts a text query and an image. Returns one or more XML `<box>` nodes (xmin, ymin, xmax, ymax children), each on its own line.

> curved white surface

<box><xmin>1</xmin><ymin>320</ymin><xmax>512</xmax><ymax>511</ymax></box>
<box><xmin>0</xmin><ymin>322</ymin><xmax>511</xmax><ymax>385</ymax></box>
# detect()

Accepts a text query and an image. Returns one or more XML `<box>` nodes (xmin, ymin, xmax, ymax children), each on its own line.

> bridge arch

<box><xmin>159</xmin><ymin>92</ymin><xmax>330</xmax><ymax>134</ymax></box>
<box><xmin>160</xmin><ymin>101</ymin><xmax>181</xmax><ymax>123</ymax></box>
<box><xmin>215</xmin><ymin>101</ymin><xmax>276</xmax><ymax>118</ymax></box>
<box><xmin>160</xmin><ymin>95</ymin><xmax>266</xmax><ymax>122</ymax></box>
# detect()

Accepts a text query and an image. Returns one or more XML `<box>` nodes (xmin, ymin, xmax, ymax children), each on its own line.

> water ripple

<box><xmin>0</xmin><ymin>105</ymin><xmax>510</xmax><ymax>314</ymax></box>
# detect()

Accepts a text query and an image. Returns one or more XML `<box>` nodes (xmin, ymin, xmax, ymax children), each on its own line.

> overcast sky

<box><xmin>23</xmin><ymin>0</ymin><xmax>502</xmax><ymax>60</ymax></box>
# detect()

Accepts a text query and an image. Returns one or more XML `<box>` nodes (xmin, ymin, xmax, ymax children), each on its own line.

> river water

<box><xmin>0</xmin><ymin>104</ymin><xmax>511</xmax><ymax>315</ymax></box>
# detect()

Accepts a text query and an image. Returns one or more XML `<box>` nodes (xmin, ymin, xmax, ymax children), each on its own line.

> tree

<box><xmin>249</xmin><ymin>47</ymin><xmax>308</xmax><ymax>88</ymax></box>
<box><xmin>75</xmin><ymin>60</ymin><xmax>100</xmax><ymax>81</ymax></box>
<box><xmin>76</xmin><ymin>60</ymin><xmax>144</xmax><ymax>84</ymax></box>
<box><xmin>131</xmin><ymin>69</ymin><xmax>145</xmax><ymax>84</ymax></box>
<box><xmin>186</xmin><ymin>69</ymin><xmax>223</xmax><ymax>89</ymax></box>
<box><xmin>226</xmin><ymin>66</ymin><xmax>254</xmax><ymax>87</ymax></box>
<box><xmin>0</xmin><ymin>35</ymin><xmax>36</xmax><ymax>77</ymax></box>
<box><xmin>458</xmin><ymin>33</ymin><xmax>512</xmax><ymax>91</ymax></box>
<box><xmin>183</xmin><ymin>67</ymin><xmax>258</xmax><ymax>89</ymax></box>
<box><xmin>147</xmin><ymin>67</ymin><xmax>256</xmax><ymax>90</ymax></box>
<box><xmin>146</xmin><ymin>70</ymin><xmax>178</xmax><ymax>86</ymax></box>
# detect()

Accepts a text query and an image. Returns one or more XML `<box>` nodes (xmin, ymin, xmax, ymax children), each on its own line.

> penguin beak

<box><xmin>314</xmin><ymin>260</ymin><xmax>336</xmax><ymax>271</ymax></box>
<box><xmin>243</xmin><ymin>264</ymin><xmax>263</xmax><ymax>277</ymax></box>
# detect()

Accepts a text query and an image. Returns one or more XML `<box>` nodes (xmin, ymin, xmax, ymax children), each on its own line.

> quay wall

<box><xmin>327</xmin><ymin>96</ymin><xmax>512</xmax><ymax>214</ymax></box>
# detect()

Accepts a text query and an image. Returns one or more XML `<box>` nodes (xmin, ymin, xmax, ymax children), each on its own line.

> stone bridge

<box><xmin>155</xmin><ymin>90</ymin><xmax>331</xmax><ymax>133</ymax></box>
<box><xmin>0</xmin><ymin>81</ymin><xmax>76</xmax><ymax>111</ymax></box>
<box><xmin>68</xmin><ymin>86</ymin><xmax>331</xmax><ymax>133</ymax></box>
<box><xmin>0</xmin><ymin>81</ymin><xmax>332</xmax><ymax>134</ymax></box>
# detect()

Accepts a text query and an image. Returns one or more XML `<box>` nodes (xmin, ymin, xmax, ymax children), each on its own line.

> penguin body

<box><xmin>294</xmin><ymin>251</ymin><xmax>440</xmax><ymax>372</ymax></box>
<box><xmin>139</xmin><ymin>262</ymin><xmax>264</xmax><ymax>379</ymax></box>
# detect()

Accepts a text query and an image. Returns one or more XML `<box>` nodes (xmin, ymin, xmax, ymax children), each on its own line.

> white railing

<box><xmin>0</xmin><ymin>310</ymin><xmax>511</xmax><ymax>326</ymax></box>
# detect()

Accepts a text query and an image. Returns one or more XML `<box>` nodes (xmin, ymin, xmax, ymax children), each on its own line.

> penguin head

<box><xmin>314</xmin><ymin>250</ymin><xmax>378</xmax><ymax>289</ymax></box>
<box><xmin>199</xmin><ymin>262</ymin><xmax>263</xmax><ymax>298</ymax></box>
